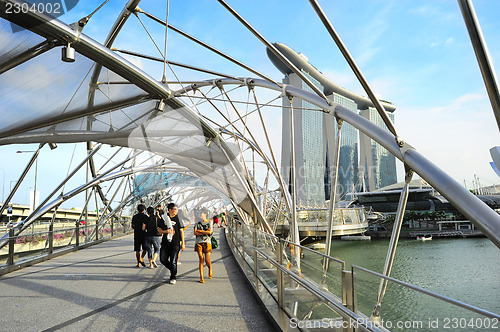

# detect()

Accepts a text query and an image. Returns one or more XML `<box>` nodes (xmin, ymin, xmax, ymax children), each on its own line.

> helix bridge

<box><xmin>0</xmin><ymin>0</ymin><xmax>499</xmax><ymax>330</ymax></box>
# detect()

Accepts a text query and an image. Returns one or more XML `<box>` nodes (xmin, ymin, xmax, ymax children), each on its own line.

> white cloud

<box><xmin>429</xmin><ymin>93</ymin><xmax>484</xmax><ymax>113</ymax></box>
<box><xmin>396</xmin><ymin>93</ymin><xmax>499</xmax><ymax>185</ymax></box>
<box><xmin>430</xmin><ymin>36</ymin><xmax>455</xmax><ymax>48</ymax></box>
<box><xmin>356</xmin><ymin>47</ymin><xmax>381</xmax><ymax>68</ymax></box>
<box><xmin>122</xmin><ymin>54</ymin><xmax>144</xmax><ymax>71</ymax></box>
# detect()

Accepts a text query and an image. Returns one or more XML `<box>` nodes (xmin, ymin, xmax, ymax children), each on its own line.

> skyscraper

<box><xmin>280</xmin><ymin>72</ymin><xmax>361</xmax><ymax>203</ymax></box>
<box><xmin>281</xmin><ymin>70</ymin><xmax>326</xmax><ymax>203</ymax></box>
<box><xmin>359</xmin><ymin>108</ymin><xmax>397</xmax><ymax>191</ymax></box>
<box><xmin>326</xmin><ymin>92</ymin><xmax>359</xmax><ymax>198</ymax></box>
<box><xmin>269</xmin><ymin>43</ymin><xmax>397</xmax><ymax>204</ymax></box>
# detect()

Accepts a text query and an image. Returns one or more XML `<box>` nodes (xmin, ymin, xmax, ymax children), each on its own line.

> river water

<box><xmin>306</xmin><ymin>237</ymin><xmax>500</xmax><ymax>331</ymax></box>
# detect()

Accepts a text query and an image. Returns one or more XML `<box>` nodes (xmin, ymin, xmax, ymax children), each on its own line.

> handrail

<box><xmin>227</xmin><ymin>216</ymin><xmax>499</xmax><ymax>331</ymax></box>
<box><xmin>227</xmin><ymin>217</ymin><xmax>388</xmax><ymax>331</ymax></box>
<box><xmin>0</xmin><ymin>219</ymin><xmax>132</xmax><ymax>275</ymax></box>
<box><xmin>279</xmin><ymin>237</ymin><xmax>346</xmax><ymax>271</ymax></box>
<box><xmin>352</xmin><ymin>265</ymin><xmax>500</xmax><ymax>320</ymax></box>
<box><xmin>252</xmin><ymin>241</ymin><xmax>386</xmax><ymax>332</ymax></box>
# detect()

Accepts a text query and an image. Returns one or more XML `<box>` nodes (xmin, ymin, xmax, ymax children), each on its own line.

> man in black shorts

<box><xmin>131</xmin><ymin>204</ymin><xmax>148</xmax><ymax>267</ymax></box>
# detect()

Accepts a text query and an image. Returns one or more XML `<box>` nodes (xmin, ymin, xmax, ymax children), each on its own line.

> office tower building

<box><xmin>326</xmin><ymin>92</ymin><xmax>359</xmax><ymax>198</ymax></box>
<box><xmin>359</xmin><ymin>108</ymin><xmax>397</xmax><ymax>191</ymax></box>
<box><xmin>281</xmin><ymin>71</ymin><xmax>326</xmax><ymax>203</ymax></box>
<box><xmin>270</xmin><ymin>43</ymin><xmax>397</xmax><ymax>204</ymax></box>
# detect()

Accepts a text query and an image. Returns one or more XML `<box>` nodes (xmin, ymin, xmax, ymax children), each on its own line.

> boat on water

<box><xmin>416</xmin><ymin>235</ymin><xmax>432</xmax><ymax>241</ymax></box>
<box><xmin>341</xmin><ymin>234</ymin><xmax>371</xmax><ymax>241</ymax></box>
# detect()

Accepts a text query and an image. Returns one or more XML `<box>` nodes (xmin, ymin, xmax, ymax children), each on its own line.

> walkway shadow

<box><xmin>218</xmin><ymin>228</ymin><xmax>277</xmax><ymax>331</ymax></box>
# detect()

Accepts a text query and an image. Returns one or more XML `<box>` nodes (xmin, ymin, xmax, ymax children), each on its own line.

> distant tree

<box><xmin>435</xmin><ymin>211</ymin><xmax>446</xmax><ymax>220</ymax></box>
<box><xmin>429</xmin><ymin>211</ymin><xmax>438</xmax><ymax>221</ymax></box>
<box><xmin>385</xmin><ymin>215</ymin><xmax>396</xmax><ymax>225</ymax></box>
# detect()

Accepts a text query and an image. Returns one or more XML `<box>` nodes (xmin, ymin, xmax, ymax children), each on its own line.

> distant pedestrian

<box><xmin>156</xmin><ymin>205</ymin><xmax>164</xmax><ymax>220</ymax></box>
<box><xmin>131</xmin><ymin>204</ymin><xmax>148</xmax><ymax>267</ymax></box>
<box><xmin>143</xmin><ymin>206</ymin><xmax>162</xmax><ymax>268</ymax></box>
<box><xmin>158</xmin><ymin>203</ymin><xmax>185</xmax><ymax>284</ymax></box>
<box><xmin>212</xmin><ymin>209</ymin><xmax>219</xmax><ymax>227</ymax></box>
<box><xmin>194</xmin><ymin>207</ymin><xmax>213</xmax><ymax>283</ymax></box>
<box><xmin>219</xmin><ymin>209</ymin><xmax>227</xmax><ymax>228</ymax></box>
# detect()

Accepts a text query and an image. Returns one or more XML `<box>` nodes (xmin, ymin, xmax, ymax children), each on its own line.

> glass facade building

<box><xmin>281</xmin><ymin>71</ymin><xmax>397</xmax><ymax>204</ymax></box>
<box><xmin>327</xmin><ymin>93</ymin><xmax>359</xmax><ymax>199</ymax></box>
<box><xmin>281</xmin><ymin>71</ymin><xmax>326</xmax><ymax>203</ymax></box>
<box><xmin>359</xmin><ymin>108</ymin><xmax>397</xmax><ymax>191</ymax></box>
<box><xmin>300</xmin><ymin>74</ymin><xmax>326</xmax><ymax>202</ymax></box>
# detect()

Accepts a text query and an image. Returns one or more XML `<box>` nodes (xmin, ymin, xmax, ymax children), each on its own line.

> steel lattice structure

<box><xmin>0</xmin><ymin>0</ymin><xmax>499</xmax><ymax>309</ymax></box>
<box><xmin>0</xmin><ymin>0</ymin><xmax>499</xmax><ymax>324</ymax></box>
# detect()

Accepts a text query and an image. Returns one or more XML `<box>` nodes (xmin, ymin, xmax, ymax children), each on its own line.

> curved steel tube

<box><xmin>177</xmin><ymin>77</ymin><xmax>500</xmax><ymax>248</ymax></box>
<box><xmin>458</xmin><ymin>0</ymin><xmax>500</xmax><ymax>131</ymax></box>
<box><xmin>0</xmin><ymin>1</ymin><xmax>268</xmax><ymax>231</ymax></box>
<box><xmin>1</xmin><ymin>2</ymin><xmax>498</xmax><ymax>247</ymax></box>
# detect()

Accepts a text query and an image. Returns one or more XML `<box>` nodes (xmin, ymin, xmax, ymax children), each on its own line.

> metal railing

<box><xmin>352</xmin><ymin>265</ymin><xmax>500</xmax><ymax>331</ymax></box>
<box><xmin>226</xmin><ymin>216</ymin><xmax>500</xmax><ymax>331</ymax></box>
<box><xmin>0</xmin><ymin>219</ymin><xmax>132</xmax><ymax>275</ymax></box>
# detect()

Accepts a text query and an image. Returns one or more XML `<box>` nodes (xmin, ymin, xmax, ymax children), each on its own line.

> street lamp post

<box><xmin>16</xmin><ymin>150</ymin><xmax>38</xmax><ymax>212</ymax></box>
<box><xmin>25</xmin><ymin>187</ymin><xmax>32</xmax><ymax>210</ymax></box>
<box><xmin>1</xmin><ymin>168</ymin><xmax>4</xmax><ymax>203</ymax></box>
<box><xmin>0</xmin><ymin>146</ymin><xmax>45</xmax><ymax>221</ymax></box>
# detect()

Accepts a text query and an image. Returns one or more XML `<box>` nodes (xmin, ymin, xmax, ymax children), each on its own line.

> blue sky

<box><xmin>2</xmin><ymin>0</ymin><xmax>500</xmax><ymax>207</ymax></box>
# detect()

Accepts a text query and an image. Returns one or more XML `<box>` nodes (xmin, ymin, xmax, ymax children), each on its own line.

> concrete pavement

<box><xmin>0</xmin><ymin>227</ymin><xmax>277</xmax><ymax>331</ymax></box>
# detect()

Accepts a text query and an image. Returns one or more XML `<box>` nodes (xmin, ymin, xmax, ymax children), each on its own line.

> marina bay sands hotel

<box><xmin>267</xmin><ymin>43</ymin><xmax>397</xmax><ymax>203</ymax></box>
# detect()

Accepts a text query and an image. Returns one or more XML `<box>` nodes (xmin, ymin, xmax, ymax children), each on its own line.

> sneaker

<box><xmin>170</xmin><ymin>279</ymin><xmax>177</xmax><ymax>285</ymax></box>
<box><xmin>152</xmin><ymin>261</ymin><xmax>158</xmax><ymax>268</ymax></box>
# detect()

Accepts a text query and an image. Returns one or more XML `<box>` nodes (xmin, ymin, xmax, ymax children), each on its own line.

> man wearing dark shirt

<box><xmin>131</xmin><ymin>204</ymin><xmax>148</xmax><ymax>267</ymax></box>
<box><xmin>158</xmin><ymin>202</ymin><xmax>185</xmax><ymax>284</ymax></box>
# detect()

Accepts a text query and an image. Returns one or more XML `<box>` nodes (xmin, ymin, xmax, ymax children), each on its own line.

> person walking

<box><xmin>219</xmin><ymin>208</ymin><xmax>227</xmax><ymax>228</ymax></box>
<box><xmin>158</xmin><ymin>203</ymin><xmax>185</xmax><ymax>284</ymax></box>
<box><xmin>143</xmin><ymin>206</ymin><xmax>162</xmax><ymax>268</ymax></box>
<box><xmin>131</xmin><ymin>204</ymin><xmax>148</xmax><ymax>267</ymax></box>
<box><xmin>212</xmin><ymin>209</ymin><xmax>219</xmax><ymax>227</ymax></box>
<box><xmin>194</xmin><ymin>207</ymin><xmax>213</xmax><ymax>283</ymax></box>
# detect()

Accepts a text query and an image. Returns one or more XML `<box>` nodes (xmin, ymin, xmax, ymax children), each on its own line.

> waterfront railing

<box><xmin>226</xmin><ymin>217</ymin><xmax>500</xmax><ymax>331</ymax></box>
<box><xmin>0</xmin><ymin>219</ymin><xmax>132</xmax><ymax>275</ymax></box>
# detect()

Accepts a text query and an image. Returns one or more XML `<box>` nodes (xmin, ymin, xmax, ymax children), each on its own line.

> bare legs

<box><xmin>150</xmin><ymin>253</ymin><xmax>158</xmax><ymax>268</ymax></box>
<box><xmin>197</xmin><ymin>251</ymin><xmax>205</xmax><ymax>283</ymax></box>
<box><xmin>197</xmin><ymin>251</ymin><xmax>212</xmax><ymax>283</ymax></box>
<box><xmin>206</xmin><ymin>252</ymin><xmax>212</xmax><ymax>279</ymax></box>
<box><xmin>135</xmin><ymin>250</ymin><xmax>146</xmax><ymax>267</ymax></box>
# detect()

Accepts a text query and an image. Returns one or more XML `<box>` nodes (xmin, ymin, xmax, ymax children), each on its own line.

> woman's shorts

<box><xmin>194</xmin><ymin>242</ymin><xmax>212</xmax><ymax>253</ymax></box>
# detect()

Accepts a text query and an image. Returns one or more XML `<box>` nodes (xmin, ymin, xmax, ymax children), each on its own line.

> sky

<box><xmin>1</xmin><ymin>0</ymin><xmax>500</xmax><ymax>208</ymax></box>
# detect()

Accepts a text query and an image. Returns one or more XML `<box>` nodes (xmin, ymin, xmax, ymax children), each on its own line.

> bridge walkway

<box><xmin>0</xmin><ymin>227</ymin><xmax>277</xmax><ymax>331</ymax></box>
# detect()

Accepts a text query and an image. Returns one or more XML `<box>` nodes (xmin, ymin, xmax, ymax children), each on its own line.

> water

<box><xmin>306</xmin><ymin>237</ymin><xmax>500</xmax><ymax>331</ymax></box>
